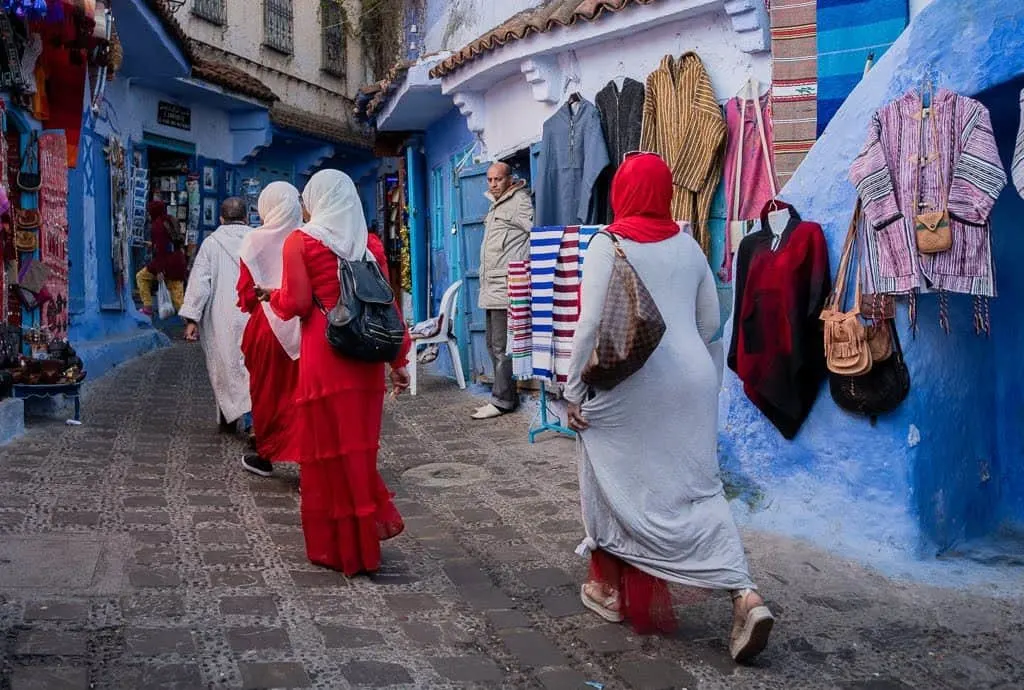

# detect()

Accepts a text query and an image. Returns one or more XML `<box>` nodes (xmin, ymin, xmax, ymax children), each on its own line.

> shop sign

<box><xmin>157</xmin><ymin>101</ymin><xmax>191</xmax><ymax>131</ymax></box>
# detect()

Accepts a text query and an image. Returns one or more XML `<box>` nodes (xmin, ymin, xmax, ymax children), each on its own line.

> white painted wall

<box><xmin>909</xmin><ymin>0</ymin><xmax>937</xmax><ymax>18</ymax></box>
<box><xmin>477</xmin><ymin>10</ymin><xmax>771</xmax><ymax>159</ymax></box>
<box><xmin>178</xmin><ymin>0</ymin><xmax>365</xmax><ymax>116</ymax></box>
<box><xmin>424</xmin><ymin>0</ymin><xmax>538</xmax><ymax>54</ymax></box>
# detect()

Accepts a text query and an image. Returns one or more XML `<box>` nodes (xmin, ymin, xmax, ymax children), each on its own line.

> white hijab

<box><xmin>299</xmin><ymin>169</ymin><xmax>372</xmax><ymax>262</ymax></box>
<box><xmin>238</xmin><ymin>181</ymin><xmax>303</xmax><ymax>360</ymax></box>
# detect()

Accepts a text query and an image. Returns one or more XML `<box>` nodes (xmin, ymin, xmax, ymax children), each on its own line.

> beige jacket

<box><xmin>479</xmin><ymin>181</ymin><xmax>533</xmax><ymax>310</ymax></box>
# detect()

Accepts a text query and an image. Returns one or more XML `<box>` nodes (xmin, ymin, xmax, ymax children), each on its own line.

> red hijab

<box><xmin>607</xmin><ymin>153</ymin><xmax>680</xmax><ymax>243</ymax></box>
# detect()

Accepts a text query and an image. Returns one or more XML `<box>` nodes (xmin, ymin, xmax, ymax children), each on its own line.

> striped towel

<box><xmin>506</xmin><ymin>260</ymin><xmax>532</xmax><ymax>380</ymax></box>
<box><xmin>552</xmin><ymin>226</ymin><xmax>581</xmax><ymax>385</ymax></box>
<box><xmin>529</xmin><ymin>226</ymin><xmax>564</xmax><ymax>382</ymax></box>
<box><xmin>1014</xmin><ymin>88</ymin><xmax>1024</xmax><ymax>198</ymax></box>
<box><xmin>816</xmin><ymin>0</ymin><xmax>906</xmax><ymax>136</ymax></box>
<box><xmin>770</xmin><ymin>0</ymin><xmax>818</xmax><ymax>185</ymax></box>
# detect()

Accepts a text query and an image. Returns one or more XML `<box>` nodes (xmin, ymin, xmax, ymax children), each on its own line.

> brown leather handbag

<box><xmin>15</xmin><ymin>208</ymin><xmax>40</xmax><ymax>229</ymax></box>
<box><xmin>14</xmin><ymin>229</ymin><xmax>37</xmax><ymax>253</ymax></box>
<box><xmin>581</xmin><ymin>232</ymin><xmax>666</xmax><ymax>390</ymax></box>
<box><xmin>914</xmin><ymin>92</ymin><xmax>952</xmax><ymax>255</ymax></box>
<box><xmin>821</xmin><ymin>201</ymin><xmax>883</xmax><ymax>376</ymax></box>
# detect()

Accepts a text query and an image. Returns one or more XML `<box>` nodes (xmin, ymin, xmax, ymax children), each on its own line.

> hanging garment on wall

<box><xmin>529</xmin><ymin>225</ymin><xmax>601</xmax><ymax>383</ymax></box>
<box><xmin>1013</xmin><ymin>88</ymin><xmax>1024</xmax><ymax>198</ymax></box>
<box><xmin>506</xmin><ymin>260</ymin><xmax>533</xmax><ymax>380</ymax></box>
<box><xmin>849</xmin><ymin>89</ymin><xmax>1006</xmax><ymax>302</ymax></box>
<box><xmin>40</xmin><ymin>25</ymin><xmax>86</xmax><ymax>168</ymax></box>
<box><xmin>727</xmin><ymin>200</ymin><xmax>831</xmax><ymax>440</ymax></box>
<box><xmin>815</xmin><ymin>0</ymin><xmax>907</xmax><ymax>136</ymax></box>
<box><xmin>38</xmin><ymin>130</ymin><xmax>69</xmax><ymax>338</ymax></box>
<box><xmin>594</xmin><ymin>78</ymin><xmax>646</xmax><ymax>223</ymax></box>
<box><xmin>769</xmin><ymin>0</ymin><xmax>817</xmax><ymax>185</ymax></box>
<box><xmin>5</xmin><ymin>131</ymin><xmax>20</xmax><ymax>328</ymax></box>
<box><xmin>535</xmin><ymin>99</ymin><xmax>611</xmax><ymax>228</ymax></box>
<box><xmin>722</xmin><ymin>84</ymin><xmax>778</xmax><ymax>281</ymax></box>
<box><xmin>640</xmin><ymin>52</ymin><xmax>725</xmax><ymax>257</ymax></box>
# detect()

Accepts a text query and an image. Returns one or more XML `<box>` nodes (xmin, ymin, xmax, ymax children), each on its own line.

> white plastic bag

<box><xmin>156</xmin><ymin>278</ymin><xmax>175</xmax><ymax>320</ymax></box>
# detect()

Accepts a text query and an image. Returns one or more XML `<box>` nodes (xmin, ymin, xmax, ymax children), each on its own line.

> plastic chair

<box><xmin>409</xmin><ymin>280</ymin><xmax>466</xmax><ymax>396</ymax></box>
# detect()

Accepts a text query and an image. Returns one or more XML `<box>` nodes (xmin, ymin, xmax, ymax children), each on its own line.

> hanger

<box><xmin>766</xmin><ymin>198</ymin><xmax>792</xmax><ymax>247</ymax></box>
<box><xmin>613</xmin><ymin>60</ymin><xmax>626</xmax><ymax>90</ymax></box>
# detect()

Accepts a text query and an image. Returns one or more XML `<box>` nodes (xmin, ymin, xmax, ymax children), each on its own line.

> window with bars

<box><xmin>263</xmin><ymin>0</ymin><xmax>294</xmax><ymax>55</ymax></box>
<box><xmin>192</xmin><ymin>0</ymin><xmax>226</xmax><ymax>25</ymax></box>
<box><xmin>320</xmin><ymin>0</ymin><xmax>347</xmax><ymax>78</ymax></box>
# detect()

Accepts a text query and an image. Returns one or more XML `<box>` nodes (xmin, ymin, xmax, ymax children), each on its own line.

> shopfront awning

<box><xmin>358</xmin><ymin>53</ymin><xmax>456</xmax><ymax>132</ymax></box>
<box><xmin>109</xmin><ymin>0</ymin><xmax>190</xmax><ymax>80</ymax></box>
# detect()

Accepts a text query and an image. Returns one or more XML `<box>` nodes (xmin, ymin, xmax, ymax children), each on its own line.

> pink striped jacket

<box><xmin>849</xmin><ymin>89</ymin><xmax>1006</xmax><ymax>297</ymax></box>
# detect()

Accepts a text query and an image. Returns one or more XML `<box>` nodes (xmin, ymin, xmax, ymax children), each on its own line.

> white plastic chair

<box><xmin>409</xmin><ymin>280</ymin><xmax>466</xmax><ymax>396</ymax></box>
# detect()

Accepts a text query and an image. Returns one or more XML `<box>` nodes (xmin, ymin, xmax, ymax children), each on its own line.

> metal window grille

<box><xmin>192</xmin><ymin>0</ymin><xmax>225</xmax><ymax>25</ymax></box>
<box><xmin>320</xmin><ymin>0</ymin><xmax>347</xmax><ymax>78</ymax></box>
<box><xmin>263</xmin><ymin>0</ymin><xmax>294</xmax><ymax>55</ymax></box>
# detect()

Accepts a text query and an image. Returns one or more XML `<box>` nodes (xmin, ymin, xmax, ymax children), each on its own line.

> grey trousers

<box><xmin>486</xmin><ymin>309</ymin><xmax>517</xmax><ymax>411</ymax></box>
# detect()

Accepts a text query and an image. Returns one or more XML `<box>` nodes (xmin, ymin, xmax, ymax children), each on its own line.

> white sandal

<box><xmin>729</xmin><ymin>589</ymin><xmax>774</xmax><ymax>662</ymax></box>
<box><xmin>580</xmin><ymin>583</ymin><xmax>624</xmax><ymax>623</ymax></box>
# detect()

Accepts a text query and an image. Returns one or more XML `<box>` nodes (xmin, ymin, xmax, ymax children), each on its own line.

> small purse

<box><xmin>581</xmin><ymin>232</ymin><xmax>666</xmax><ymax>390</ymax></box>
<box><xmin>913</xmin><ymin>91</ymin><xmax>952</xmax><ymax>255</ymax></box>
<box><xmin>14</xmin><ymin>230</ymin><xmax>37</xmax><ymax>253</ymax></box>
<box><xmin>17</xmin><ymin>131</ymin><xmax>41</xmax><ymax>192</ymax></box>
<box><xmin>15</xmin><ymin>208</ymin><xmax>40</xmax><ymax>229</ymax></box>
<box><xmin>914</xmin><ymin>209</ymin><xmax>952</xmax><ymax>254</ymax></box>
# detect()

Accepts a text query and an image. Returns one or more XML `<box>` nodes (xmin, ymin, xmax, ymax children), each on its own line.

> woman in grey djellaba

<box><xmin>565</xmin><ymin>152</ymin><xmax>774</xmax><ymax>662</ymax></box>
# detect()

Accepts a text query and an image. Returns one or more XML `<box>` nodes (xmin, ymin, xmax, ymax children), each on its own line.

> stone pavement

<box><xmin>0</xmin><ymin>343</ymin><xmax>1021</xmax><ymax>690</ymax></box>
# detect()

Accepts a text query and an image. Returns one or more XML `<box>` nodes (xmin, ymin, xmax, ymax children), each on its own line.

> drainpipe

<box><xmin>405</xmin><ymin>136</ymin><xmax>428</xmax><ymax>323</ymax></box>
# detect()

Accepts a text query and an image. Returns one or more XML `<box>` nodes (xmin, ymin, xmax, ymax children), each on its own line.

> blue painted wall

<box><xmin>722</xmin><ymin>0</ymin><xmax>1024</xmax><ymax>578</ymax></box>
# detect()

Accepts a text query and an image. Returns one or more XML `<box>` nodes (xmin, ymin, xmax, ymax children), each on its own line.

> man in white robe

<box><xmin>179</xmin><ymin>198</ymin><xmax>252</xmax><ymax>432</ymax></box>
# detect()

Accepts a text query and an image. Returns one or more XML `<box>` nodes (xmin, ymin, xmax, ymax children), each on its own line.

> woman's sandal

<box><xmin>580</xmin><ymin>582</ymin><xmax>624</xmax><ymax>623</ymax></box>
<box><xmin>729</xmin><ymin>589</ymin><xmax>775</xmax><ymax>662</ymax></box>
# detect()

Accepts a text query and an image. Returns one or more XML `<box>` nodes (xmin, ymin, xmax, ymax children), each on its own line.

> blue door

<box><xmin>455</xmin><ymin>163</ymin><xmax>491</xmax><ymax>381</ymax></box>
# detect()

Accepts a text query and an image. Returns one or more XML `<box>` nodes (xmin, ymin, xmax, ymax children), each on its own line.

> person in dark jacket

<box><xmin>136</xmin><ymin>199</ymin><xmax>187</xmax><ymax>316</ymax></box>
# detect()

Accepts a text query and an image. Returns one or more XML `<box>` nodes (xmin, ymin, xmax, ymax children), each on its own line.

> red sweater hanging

<box><xmin>727</xmin><ymin>200</ymin><xmax>831</xmax><ymax>440</ymax></box>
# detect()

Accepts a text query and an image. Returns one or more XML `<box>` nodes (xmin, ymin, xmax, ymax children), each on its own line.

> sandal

<box><xmin>729</xmin><ymin>589</ymin><xmax>774</xmax><ymax>662</ymax></box>
<box><xmin>580</xmin><ymin>582</ymin><xmax>624</xmax><ymax>623</ymax></box>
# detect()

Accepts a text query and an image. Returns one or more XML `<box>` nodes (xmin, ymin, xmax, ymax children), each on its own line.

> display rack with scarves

<box><xmin>5</xmin><ymin>129</ymin><xmax>22</xmax><ymax>328</ymax></box>
<box><xmin>37</xmin><ymin>129</ymin><xmax>67</xmax><ymax>338</ymax></box>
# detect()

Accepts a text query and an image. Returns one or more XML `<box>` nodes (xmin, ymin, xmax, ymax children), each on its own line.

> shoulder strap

<box><xmin>828</xmin><ymin>201</ymin><xmax>862</xmax><ymax>313</ymax></box>
<box><xmin>751</xmin><ymin>86</ymin><xmax>778</xmax><ymax>198</ymax></box>
<box><xmin>731</xmin><ymin>96</ymin><xmax>747</xmax><ymax>220</ymax></box>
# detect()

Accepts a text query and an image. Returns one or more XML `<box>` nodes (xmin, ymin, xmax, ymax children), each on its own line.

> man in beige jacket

<box><xmin>472</xmin><ymin>162</ymin><xmax>534</xmax><ymax>420</ymax></box>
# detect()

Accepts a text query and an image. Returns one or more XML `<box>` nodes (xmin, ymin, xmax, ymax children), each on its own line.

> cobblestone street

<box><xmin>0</xmin><ymin>343</ymin><xmax>1021</xmax><ymax>689</ymax></box>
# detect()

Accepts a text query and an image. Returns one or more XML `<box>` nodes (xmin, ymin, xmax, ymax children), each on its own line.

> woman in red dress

<box><xmin>236</xmin><ymin>182</ymin><xmax>304</xmax><ymax>476</ymax></box>
<box><xmin>137</xmin><ymin>200</ymin><xmax>187</xmax><ymax>315</ymax></box>
<box><xmin>260</xmin><ymin>169</ymin><xmax>411</xmax><ymax>575</ymax></box>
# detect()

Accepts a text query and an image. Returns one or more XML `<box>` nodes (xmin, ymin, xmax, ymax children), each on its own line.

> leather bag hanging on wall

<box><xmin>829</xmin><ymin>320</ymin><xmax>910</xmax><ymax>417</ymax></box>
<box><xmin>17</xmin><ymin>131</ymin><xmax>40</xmax><ymax>192</ymax></box>
<box><xmin>581</xmin><ymin>232</ymin><xmax>666</xmax><ymax>390</ymax></box>
<box><xmin>913</xmin><ymin>87</ymin><xmax>952</xmax><ymax>255</ymax></box>
<box><xmin>820</xmin><ymin>203</ymin><xmax>874</xmax><ymax>376</ymax></box>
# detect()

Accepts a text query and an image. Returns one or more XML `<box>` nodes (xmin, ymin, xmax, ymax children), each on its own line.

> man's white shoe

<box><xmin>471</xmin><ymin>403</ymin><xmax>504</xmax><ymax>420</ymax></box>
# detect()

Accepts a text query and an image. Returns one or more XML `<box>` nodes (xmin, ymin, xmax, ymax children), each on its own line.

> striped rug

<box><xmin>770</xmin><ymin>0</ymin><xmax>818</xmax><ymax>185</ymax></box>
<box><xmin>816</xmin><ymin>0</ymin><xmax>908</xmax><ymax>136</ymax></box>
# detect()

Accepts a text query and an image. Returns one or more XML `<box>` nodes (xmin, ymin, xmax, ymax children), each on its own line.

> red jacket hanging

<box><xmin>727</xmin><ymin>200</ymin><xmax>831</xmax><ymax>440</ymax></box>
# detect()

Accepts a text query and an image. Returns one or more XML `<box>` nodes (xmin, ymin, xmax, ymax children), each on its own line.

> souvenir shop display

<box><xmin>722</xmin><ymin>78</ymin><xmax>777</xmax><ymax>281</ymax></box>
<box><xmin>129</xmin><ymin>165</ymin><xmax>148</xmax><ymax>245</ymax></box>
<box><xmin>727</xmin><ymin>200</ymin><xmax>831</xmax><ymax>440</ymax></box>
<box><xmin>534</xmin><ymin>93</ymin><xmax>610</xmax><ymax>227</ymax></box>
<box><xmin>16</xmin><ymin>128</ymin><xmax>38</xmax><ymax>190</ymax></box>
<box><xmin>37</xmin><ymin>129</ymin><xmax>67</xmax><ymax>337</ymax></box>
<box><xmin>506</xmin><ymin>260</ymin><xmax>531</xmax><ymax>380</ymax></box>
<box><xmin>849</xmin><ymin>85</ymin><xmax>1006</xmax><ymax>334</ymax></box>
<box><xmin>106</xmin><ymin>136</ymin><xmax>129</xmax><ymax>307</ymax></box>
<box><xmin>1013</xmin><ymin>87</ymin><xmax>1024</xmax><ymax>198</ymax></box>
<box><xmin>594</xmin><ymin>76</ymin><xmax>645</xmax><ymax>223</ymax></box>
<box><xmin>5</xmin><ymin>129</ymin><xmax>22</xmax><ymax>327</ymax></box>
<box><xmin>6</xmin><ymin>327</ymin><xmax>85</xmax><ymax>387</ymax></box>
<box><xmin>640</xmin><ymin>52</ymin><xmax>725</xmax><ymax>256</ymax></box>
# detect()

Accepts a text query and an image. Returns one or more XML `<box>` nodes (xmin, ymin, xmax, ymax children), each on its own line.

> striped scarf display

<box><xmin>770</xmin><ymin>0</ymin><xmax>818</xmax><ymax>185</ymax></box>
<box><xmin>506</xmin><ymin>260</ymin><xmax>532</xmax><ymax>380</ymax></box>
<box><xmin>529</xmin><ymin>225</ymin><xmax>601</xmax><ymax>383</ymax></box>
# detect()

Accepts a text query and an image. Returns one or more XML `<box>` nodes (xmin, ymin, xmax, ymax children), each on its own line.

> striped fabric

<box><xmin>770</xmin><ymin>0</ymin><xmax>818</xmax><ymax>185</ymax></box>
<box><xmin>507</xmin><ymin>260</ymin><xmax>532</xmax><ymax>380</ymax></box>
<box><xmin>816</xmin><ymin>0</ymin><xmax>907</xmax><ymax>137</ymax></box>
<box><xmin>640</xmin><ymin>53</ymin><xmax>725</xmax><ymax>258</ymax></box>
<box><xmin>849</xmin><ymin>89</ymin><xmax>1006</xmax><ymax>298</ymax></box>
<box><xmin>529</xmin><ymin>225</ymin><xmax>600</xmax><ymax>383</ymax></box>
<box><xmin>1013</xmin><ymin>88</ymin><xmax>1024</xmax><ymax>198</ymax></box>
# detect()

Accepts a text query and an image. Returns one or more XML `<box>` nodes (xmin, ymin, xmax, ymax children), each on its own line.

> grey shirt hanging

<box><xmin>535</xmin><ymin>99</ymin><xmax>611</xmax><ymax>227</ymax></box>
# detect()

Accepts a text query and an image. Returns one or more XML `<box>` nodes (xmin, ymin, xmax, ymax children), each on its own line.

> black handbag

<box><xmin>17</xmin><ymin>131</ymin><xmax>40</xmax><ymax>192</ymax></box>
<box><xmin>318</xmin><ymin>257</ymin><xmax>405</xmax><ymax>363</ymax></box>
<box><xmin>829</xmin><ymin>320</ymin><xmax>910</xmax><ymax>418</ymax></box>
